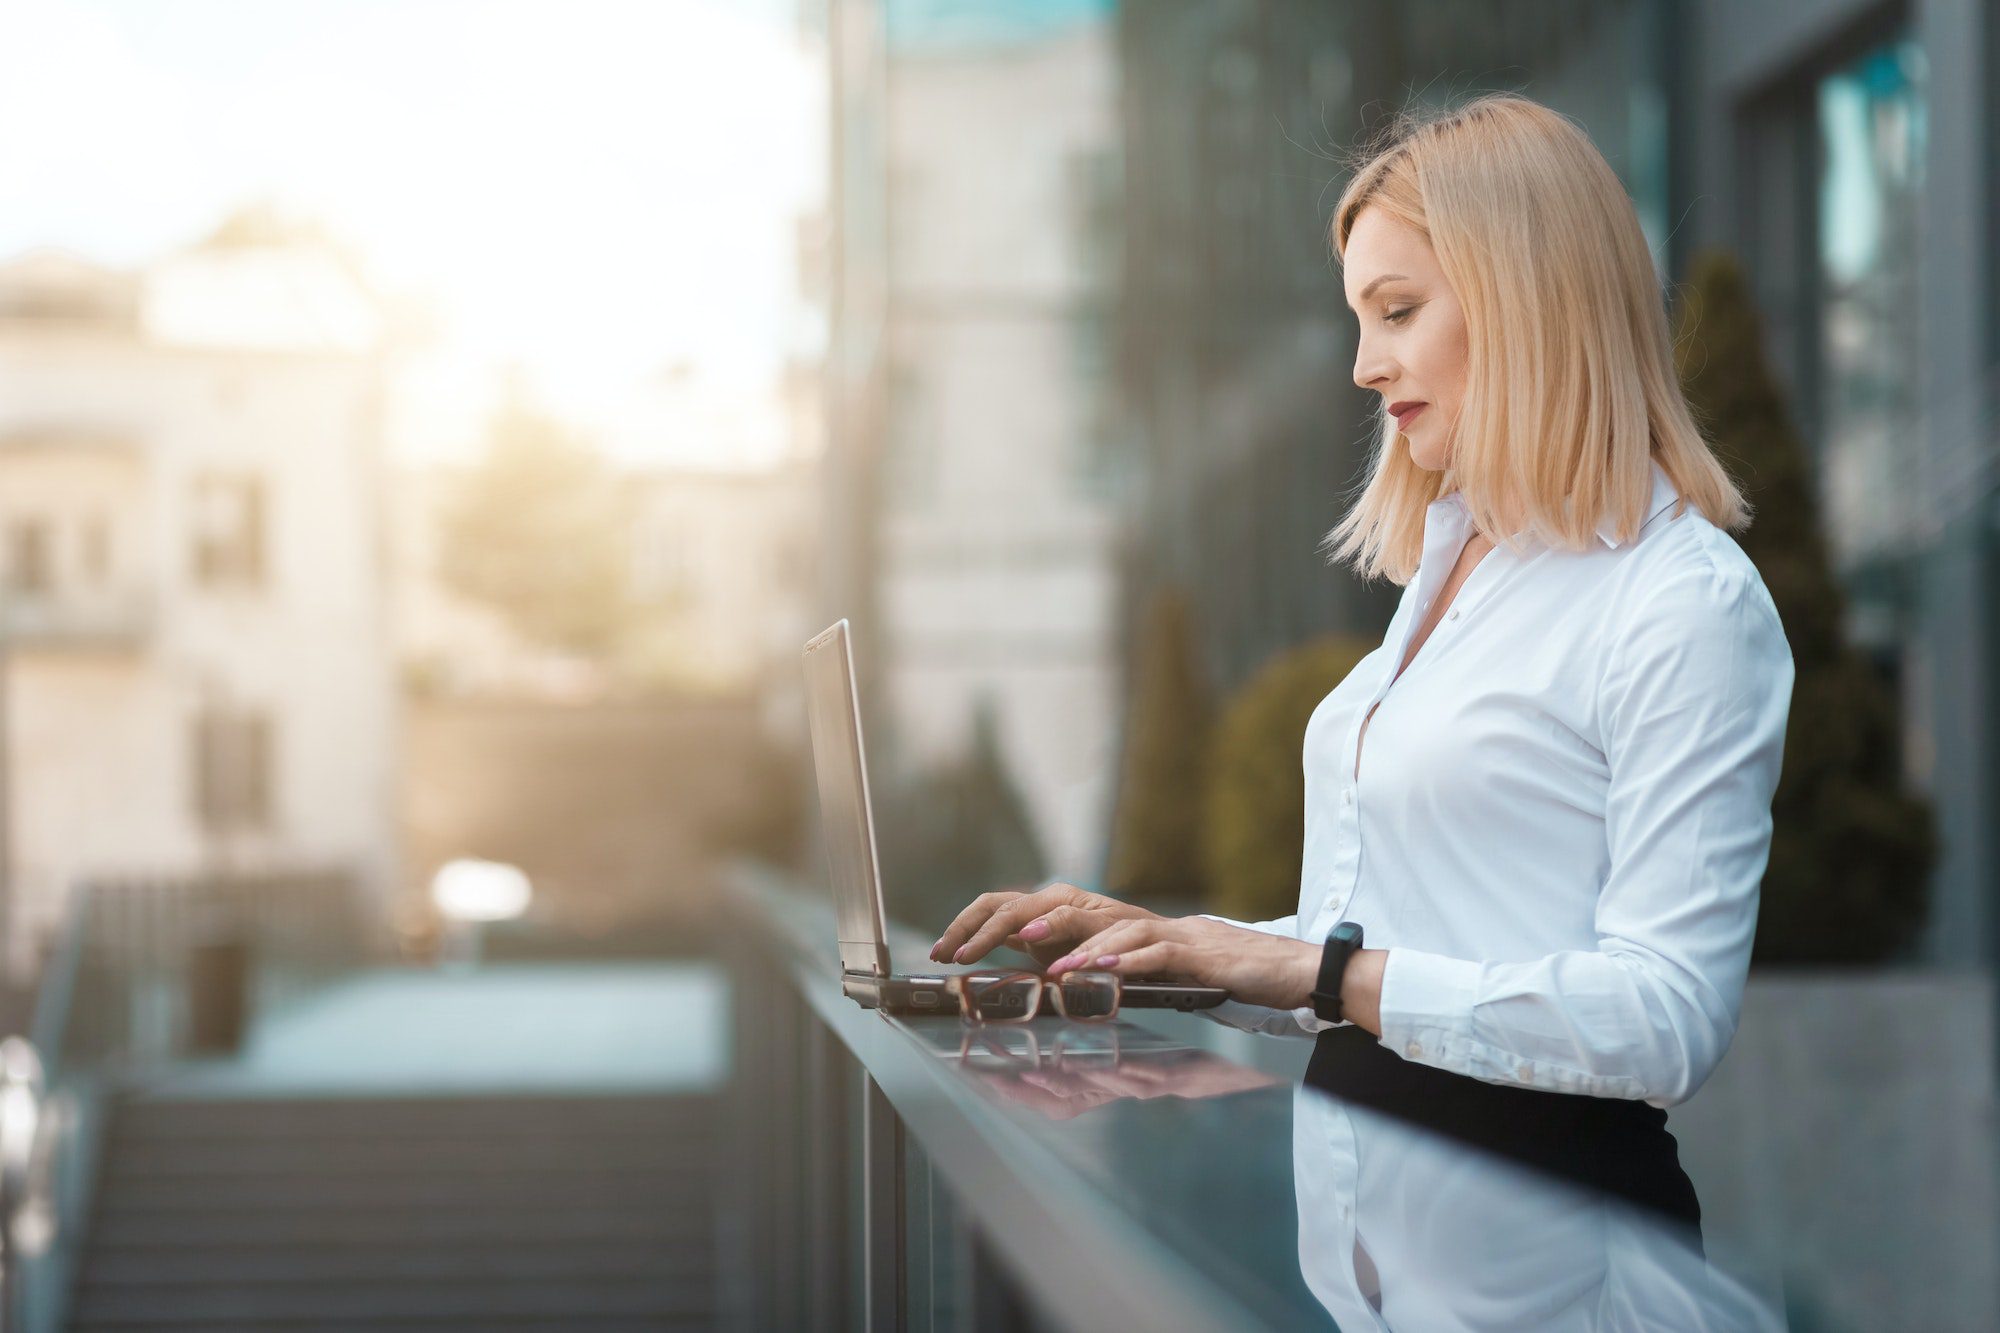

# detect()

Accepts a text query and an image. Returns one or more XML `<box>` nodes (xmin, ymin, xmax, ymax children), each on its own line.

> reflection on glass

<box><xmin>1292</xmin><ymin>1088</ymin><xmax>1782</xmax><ymax>1330</ymax></box>
<box><xmin>938</xmin><ymin>1018</ymin><xmax>1780</xmax><ymax>1326</ymax></box>
<box><xmin>1816</xmin><ymin>33</ymin><xmax>1927</xmax><ymax>657</ymax></box>
<box><xmin>954</xmin><ymin>1022</ymin><xmax>1279</xmax><ymax>1121</ymax></box>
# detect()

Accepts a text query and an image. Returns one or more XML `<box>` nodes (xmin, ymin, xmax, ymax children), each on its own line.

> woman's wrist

<box><xmin>1340</xmin><ymin>948</ymin><xmax>1388</xmax><ymax>1036</ymax></box>
<box><xmin>1289</xmin><ymin>940</ymin><xmax>1325</xmax><ymax>1011</ymax></box>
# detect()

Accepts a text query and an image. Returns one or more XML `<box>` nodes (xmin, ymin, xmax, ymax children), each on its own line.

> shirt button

<box><xmin>1341</xmin><ymin>789</ymin><xmax>1353</xmax><ymax>806</ymax></box>
<box><xmin>1517</xmin><ymin>1062</ymin><xmax>1533</xmax><ymax>1080</ymax></box>
<box><xmin>1448</xmin><ymin>609</ymin><xmax>1461</xmax><ymax>620</ymax></box>
<box><xmin>1405</xmin><ymin>1041</ymin><xmax>1423</xmax><ymax>1058</ymax></box>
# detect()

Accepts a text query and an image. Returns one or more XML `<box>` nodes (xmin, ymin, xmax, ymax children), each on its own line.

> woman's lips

<box><xmin>1392</xmin><ymin>402</ymin><xmax>1428</xmax><ymax>428</ymax></box>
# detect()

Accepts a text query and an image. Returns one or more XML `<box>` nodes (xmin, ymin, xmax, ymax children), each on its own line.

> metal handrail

<box><xmin>2</xmin><ymin>882</ymin><xmax>103</xmax><ymax>1333</ymax></box>
<box><xmin>25</xmin><ymin>884</ymin><xmax>92</xmax><ymax>1082</ymax></box>
<box><xmin>0</xmin><ymin>867</ymin><xmax>371</xmax><ymax>1333</ymax></box>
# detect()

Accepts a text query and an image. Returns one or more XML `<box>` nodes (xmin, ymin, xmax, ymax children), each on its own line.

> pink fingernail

<box><xmin>954</xmin><ymin>945</ymin><xmax>971</xmax><ymax>962</ymax></box>
<box><xmin>1094</xmin><ymin>954</ymin><xmax>1119</xmax><ymax>968</ymax></box>
<box><xmin>1020</xmin><ymin>919</ymin><xmax>1051</xmax><ymax>941</ymax></box>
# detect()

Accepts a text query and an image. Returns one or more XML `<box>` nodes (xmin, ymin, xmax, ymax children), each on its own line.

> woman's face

<box><xmin>1345</xmin><ymin>208</ymin><xmax>1469</xmax><ymax>473</ymax></box>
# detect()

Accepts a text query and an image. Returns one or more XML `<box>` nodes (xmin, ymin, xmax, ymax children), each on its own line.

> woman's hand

<box><xmin>930</xmin><ymin>881</ymin><xmax>1161</xmax><ymax>968</ymax></box>
<box><xmin>1043</xmin><ymin>915</ymin><xmax>1329</xmax><ymax>1014</ymax></box>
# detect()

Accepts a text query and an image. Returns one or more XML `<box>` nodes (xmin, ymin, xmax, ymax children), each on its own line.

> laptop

<box><xmin>802</xmin><ymin>619</ymin><xmax>1229</xmax><ymax>1016</ymax></box>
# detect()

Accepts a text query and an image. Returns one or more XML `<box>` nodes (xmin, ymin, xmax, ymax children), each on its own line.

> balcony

<box><xmin>0</xmin><ymin>856</ymin><xmax>1970</xmax><ymax>1330</ymax></box>
<box><xmin>0</xmin><ymin>588</ymin><xmax>153</xmax><ymax>651</ymax></box>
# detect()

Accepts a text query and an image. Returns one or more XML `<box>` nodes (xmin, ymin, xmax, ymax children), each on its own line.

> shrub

<box><xmin>1202</xmin><ymin>635</ymin><xmax>1374</xmax><ymax>922</ymax></box>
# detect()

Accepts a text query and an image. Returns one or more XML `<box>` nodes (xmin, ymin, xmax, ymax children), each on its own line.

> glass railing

<box><xmin>721</xmin><ymin>864</ymin><xmax>1786</xmax><ymax>1331</ymax></box>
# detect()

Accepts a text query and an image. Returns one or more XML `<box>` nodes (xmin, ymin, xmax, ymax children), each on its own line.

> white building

<box><xmin>0</xmin><ymin>229</ymin><xmax>397</xmax><ymax>970</ymax></box>
<box><xmin>869</xmin><ymin>14</ymin><xmax>1126</xmax><ymax>879</ymax></box>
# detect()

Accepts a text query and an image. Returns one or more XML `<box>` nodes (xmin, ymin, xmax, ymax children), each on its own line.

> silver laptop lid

<box><xmin>802</xmin><ymin>619</ymin><xmax>893</xmax><ymax>978</ymax></box>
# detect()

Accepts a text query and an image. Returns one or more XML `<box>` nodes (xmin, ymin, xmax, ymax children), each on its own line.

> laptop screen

<box><xmin>802</xmin><ymin>620</ymin><xmax>893</xmax><ymax>978</ymax></box>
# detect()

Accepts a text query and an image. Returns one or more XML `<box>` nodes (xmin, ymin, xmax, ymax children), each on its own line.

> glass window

<box><xmin>1815</xmin><ymin>34</ymin><xmax>1928</xmax><ymax>657</ymax></box>
<box><xmin>191</xmin><ymin>473</ymin><xmax>268</xmax><ymax>588</ymax></box>
<box><xmin>6</xmin><ymin>517</ymin><xmax>54</xmax><ymax>595</ymax></box>
<box><xmin>192</xmin><ymin>707</ymin><xmax>275</xmax><ymax>832</ymax></box>
<box><xmin>884</xmin><ymin>362</ymin><xmax>936</xmax><ymax>506</ymax></box>
<box><xmin>81</xmin><ymin>512</ymin><xmax>112</xmax><ymax>584</ymax></box>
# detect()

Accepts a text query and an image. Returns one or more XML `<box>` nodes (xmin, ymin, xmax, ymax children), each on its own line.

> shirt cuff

<box><xmin>1376</xmin><ymin>947</ymin><xmax>1482</xmax><ymax>1068</ymax></box>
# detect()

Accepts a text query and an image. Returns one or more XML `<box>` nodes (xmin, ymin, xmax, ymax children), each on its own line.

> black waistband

<box><xmin>1306</xmin><ymin>1025</ymin><xmax>1703</xmax><ymax>1244</ymax></box>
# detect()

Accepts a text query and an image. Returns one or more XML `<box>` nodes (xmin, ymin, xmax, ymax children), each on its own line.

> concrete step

<box><xmin>88</xmin><ymin>1203</ymin><xmax>709</xmax><ymax>1250</ymax></box>
<box><xmin>94</xmin><ymin>1167</ymin><xmax>708</xmax><ymax>1214</ymax></box>
<box><xmin>75</xmin><ymin>1091</ymin><xmax>718</xmax><ymax>1327</ymax></box>
<box><xmin>81</xmin><ymin>1238</ymin><xmax>702</xmax><ymax>1286</ymax></box>
<box><xmin>117</xmin><ymin>1092</ymin><xmax>700</xmax><ymax>1133</ymax></box>
<box><xmin>72</xmin><ymin>1312</ymin><xmax>712</xmax><ymax>1320</ymax></box>
<box><xmin>102</xmin><ymin>1136</ymin><xmax>710</xmax><ymax>1179</ymax></box>
<box><xmin>68</xmin><ymin>1274</ymin><xmax>714</xmax><ymax>1324</ymax></box>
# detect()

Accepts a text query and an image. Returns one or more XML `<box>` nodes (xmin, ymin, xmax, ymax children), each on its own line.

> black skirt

<box><xmin>1306</xmin><ymin>1025</ymin><xmax>1704</xmax><ymax>1252</ymax></box>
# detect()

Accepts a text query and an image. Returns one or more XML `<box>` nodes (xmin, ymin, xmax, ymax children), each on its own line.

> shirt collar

<box><xmin>1435</xmin><ymin>460</ymin><xmax>1683</xmax><ymax>551</ymax></box>
<box><xmin>1594</xmin><ymin>460</ymin><xmax>1683</xmax><ymax>550</ymax></box>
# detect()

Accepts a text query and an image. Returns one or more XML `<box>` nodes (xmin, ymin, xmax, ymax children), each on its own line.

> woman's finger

<box><xmin>1020</xmin><ymin>903</ymin><xmax>1101</xmax><ymax>949</ymax></box>
<box><xmin>1047</xmin><ymin>918</ymin><xmax>1159</xmax><ymax>975</ymax></box>
<box><xmin>929</xmin><ymin>891</ymin><xmax>1023</xmax><ymax>963</ymax></box>
<box><xmin>1094</xmin><ymin>939</ymin><xmax>1187</xmax><ymax>984</ymax></box>
<box><xmin>943</xmin><ymin>882</ymin><xmax>1082</xmax><ymax>963</ymax></box>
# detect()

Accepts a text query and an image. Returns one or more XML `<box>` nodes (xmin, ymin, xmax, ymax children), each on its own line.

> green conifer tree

<box><xmin>437</xmin><ymin>385</ymin><xmax>634</xmax><ymax>659</ymax></box>
<box><xmin>1674</xmin><ymin>248</ymin><xmax>1936</xmax><ymax>962</ymax></box>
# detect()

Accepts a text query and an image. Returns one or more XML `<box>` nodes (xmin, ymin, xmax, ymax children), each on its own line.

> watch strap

<box><xmin>1310</xmin><ymin>921</ymin><xmax>1365</xmax><ymax>1023</ymax></box>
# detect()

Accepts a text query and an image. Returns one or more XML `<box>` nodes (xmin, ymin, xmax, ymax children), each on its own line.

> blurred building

<box><xmin>824</xmin><ymin>0</ymin><xmax>1128</xmax><ymax>881</ymax></box>
<box><xmin>0</xmin><ymin>223</ymin><xmax>398</xmax><ymax>971</ymax></box>
<box><xmin>626</xmin><ymin>458</ymin><xmax>819</xmax><ymax>701</ymax></box>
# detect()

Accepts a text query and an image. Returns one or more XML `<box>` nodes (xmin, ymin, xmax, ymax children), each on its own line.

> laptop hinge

<box><xmin>841</xmin><ymin>971</ymin><xmax>883</xmax><ymax>1009</ymax></box>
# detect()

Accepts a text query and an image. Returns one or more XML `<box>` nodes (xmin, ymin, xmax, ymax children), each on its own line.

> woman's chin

<box><xmin>1405</xmin><ymin>437</ymin><xmax>1449</xmax><ymax>472</ymax></box>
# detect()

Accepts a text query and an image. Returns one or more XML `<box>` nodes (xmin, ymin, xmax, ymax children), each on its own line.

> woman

<box><xmin>929</xmin><ymin>93</ymin><xmax>1794</xmax><ymax>1234</ymax></box>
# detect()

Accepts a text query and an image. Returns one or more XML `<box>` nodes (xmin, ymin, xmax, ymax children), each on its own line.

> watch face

<box><xmin>1333</xmin><ymin>922</ymin><xmax>1364</xmax><ymax>947</ymax></box>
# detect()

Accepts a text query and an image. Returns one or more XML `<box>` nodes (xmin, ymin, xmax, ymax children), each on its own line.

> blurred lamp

<box><xmin>431</xmin><ymin>858</ymin><xmax>532</xmax><ymax>924</ymax></box>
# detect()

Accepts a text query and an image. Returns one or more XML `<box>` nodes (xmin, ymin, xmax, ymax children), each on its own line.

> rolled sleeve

<box><xmin>1372</xmin><ymin>563</ymin><xmax>1795</xmax><ymax>1107</ymax></box>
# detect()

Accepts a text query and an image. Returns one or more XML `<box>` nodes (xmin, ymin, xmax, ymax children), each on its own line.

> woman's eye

<box><xmin>1385</xmin><ymin>307</ymin><xmax>1414</xmax><ymax>324</ymax></box>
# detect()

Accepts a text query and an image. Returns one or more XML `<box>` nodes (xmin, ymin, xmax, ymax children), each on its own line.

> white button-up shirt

<box><xmin>1201</xmin><ymin>460</ymin><xmax>1795</xmax><ymax>1109</ymax></box>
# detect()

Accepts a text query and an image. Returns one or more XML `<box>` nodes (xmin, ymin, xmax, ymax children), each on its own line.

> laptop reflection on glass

<box><xmin>802</xmin><ymin>619</ymin><xmax>1228</xmax><ymax>1017</ymax></box>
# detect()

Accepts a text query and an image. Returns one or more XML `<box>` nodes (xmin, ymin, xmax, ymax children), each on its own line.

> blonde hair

<box><xmin>1322</xmin><ymin>92</ymin><xmax>1748</xmax><ymax>585</ymax></box>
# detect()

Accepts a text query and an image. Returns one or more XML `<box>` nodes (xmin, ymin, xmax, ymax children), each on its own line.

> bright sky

<box><xmin>0</xmin><ymin>0</ymin><xmax>825</xmax><ymax>467</ymax></box>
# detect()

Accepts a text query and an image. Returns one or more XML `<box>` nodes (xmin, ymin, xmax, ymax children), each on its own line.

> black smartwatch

<box><xmin>1309</xmin><ymin>921</ymin><xmax>1365</xmax><ymax>1023</ymax></box>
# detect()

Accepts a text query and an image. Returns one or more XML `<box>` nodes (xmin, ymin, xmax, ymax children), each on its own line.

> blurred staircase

<box><xmin>66</xmin><ymin>1091</ymin><xmax>718</xmax><ymax>1332</ymax></box>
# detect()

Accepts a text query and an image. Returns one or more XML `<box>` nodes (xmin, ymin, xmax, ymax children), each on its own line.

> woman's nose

<box><xmin>1353</xmin><ymin>344</ymin><xmax>1394</xmax><ymax>391</ymax></box>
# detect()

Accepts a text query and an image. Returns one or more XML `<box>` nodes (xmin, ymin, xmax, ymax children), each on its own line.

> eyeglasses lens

<box><xmin>1058</xmin><ymin>972</ymin><xmax>1118</xmax><ymax>1020</ymax></box>
<box><xmin>963</xmin><ymin>973</ymin><xmax>1041</xmax><ymax>1023</ymax></box>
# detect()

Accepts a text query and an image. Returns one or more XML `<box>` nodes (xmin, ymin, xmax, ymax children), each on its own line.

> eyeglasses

<box><xmin>946</xmin><ymin>969</ymin><xmax>1122</xmax><ymax>1024</ymax></box>
<box><xmin>958</xmin><ymin>1022</ymin><xmax>1125</xmax><ymax>1069</ymax></box>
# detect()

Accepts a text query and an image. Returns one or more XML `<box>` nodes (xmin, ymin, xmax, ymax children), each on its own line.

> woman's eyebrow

<box><xmin>1347</xmin><ymin>273</ymin><xmax>1411</xmax><ymax>308</ymax></box>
